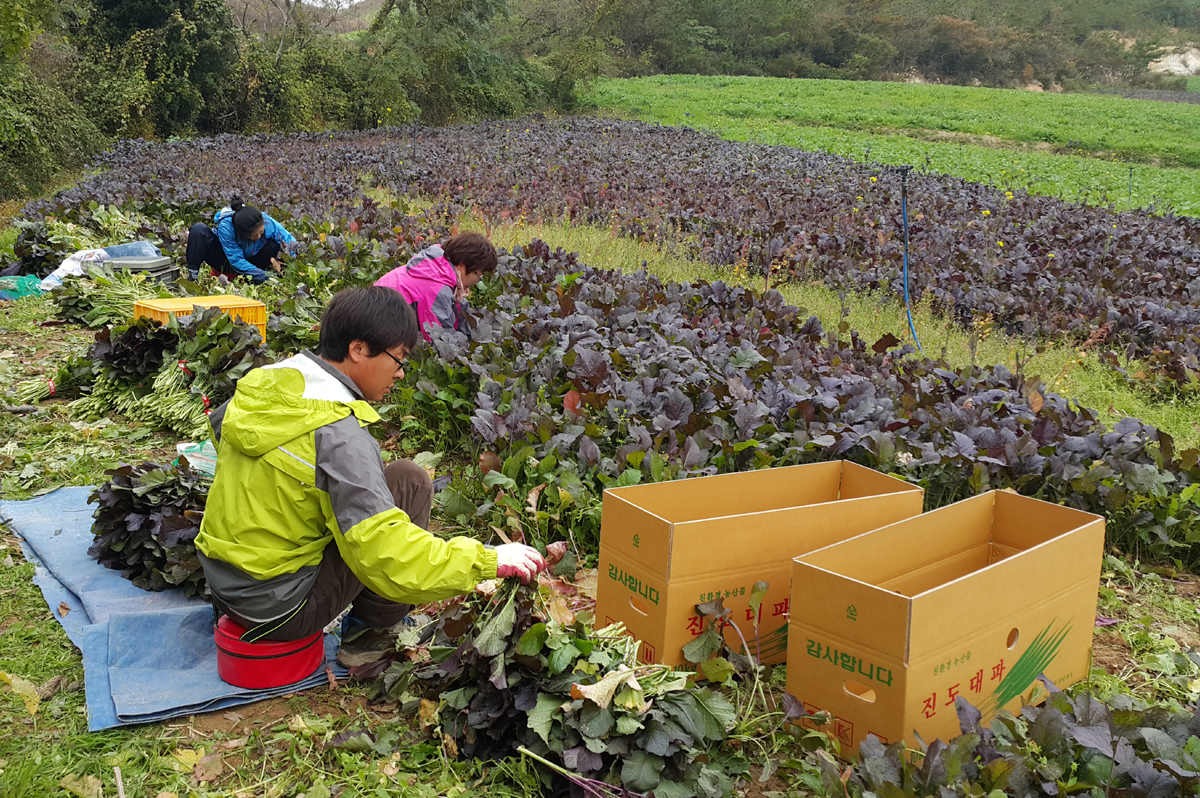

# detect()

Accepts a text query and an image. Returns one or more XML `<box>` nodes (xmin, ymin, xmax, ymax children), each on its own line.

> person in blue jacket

<box><xmin>186</xmin><ymin>195</ymin><xmax>298</xmax><ymax>283</ymax></box>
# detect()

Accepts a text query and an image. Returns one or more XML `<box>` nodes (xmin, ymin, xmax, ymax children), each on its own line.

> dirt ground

<box><xmin>0</xmin><ymin>305</ymin><xmax>93</xmax><ymax>357</ymax></box>
<box><xmin>1092</xmin><ymin>630</ymin><xmax>1136</xmax><ymax>674</ymax></box>
<box><xmin>187</xmin><ymin>690</ymin><xmax>377</xmax><ymax>737</ymax></box>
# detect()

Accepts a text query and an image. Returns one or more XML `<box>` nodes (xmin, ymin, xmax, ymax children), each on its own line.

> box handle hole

<box><xmin>843</xmin><ymin>679</ymin><xmax>876</xmax><ymax>703</ymax></box>
<box><xmin>1007</xmin><ymin>628</ymin><xmax>1020</xmax><ymax>649</ymax></box>
<box><xmin>628</xmin><ymin>596</ymin><xmax>650</xmax><ymax>616</ymax></box>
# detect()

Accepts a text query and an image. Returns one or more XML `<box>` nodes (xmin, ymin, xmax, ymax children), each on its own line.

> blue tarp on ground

<box><xmin>0</xmin><ymin>487</ymin><xmax>346</xmax><ymax>731</ymax></box>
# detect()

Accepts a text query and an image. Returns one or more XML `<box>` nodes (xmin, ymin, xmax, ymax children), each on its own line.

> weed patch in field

<box><xmin>1083</xmin><ymin>556</ymin><xmax>1200</xmax><ymax>705</ymax></box>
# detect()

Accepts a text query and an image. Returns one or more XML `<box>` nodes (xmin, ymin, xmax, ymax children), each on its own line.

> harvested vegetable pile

<box><xmin>88</xmin><ymin>459</ymin><xmax>211</xmax><ymax>597</ymax></box>
<box><xmin>368</xmin><ymin>574</ymin><xmax>737</xmax><ymax>798</ymax></box>
<box><xmin>11</xmin><ymin>355</ymin><xmax>94</xmax><ymax>404</ymax></box>
<box><xmin>70</xmin><ymin>307</ymin><xmax>270</xmax><ymax>438</ymax></box>
<box><xmin>52</xmin><ymin>264</ymin><xmax>175</xmax><ymax>328</ymax></box>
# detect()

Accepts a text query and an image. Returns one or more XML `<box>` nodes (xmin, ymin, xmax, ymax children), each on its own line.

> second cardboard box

<box><xmin>785</xmin><ymin>490</ymin><xmax>1104</xmax><ymax>754</ymax></box>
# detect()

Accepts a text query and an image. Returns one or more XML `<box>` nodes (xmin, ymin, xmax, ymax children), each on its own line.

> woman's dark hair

<box><xmin>443</xmin><ymin>232</ymin><xmax>498</xmax><ymax>275</ymax></box>
<box><xmin>316</xmin><ymin>286</ymin><xmax>419</xmax><ymax>361</ymax></box>
<box><xmin>229</xmin><ymin>195</ymin><xmax>264</xmax><ymax>241</ymax></box>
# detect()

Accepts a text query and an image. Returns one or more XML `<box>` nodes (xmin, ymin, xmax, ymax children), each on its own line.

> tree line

<box><xmin>2</xmin><ymin>0</ymin><xmax>1198</xmax><ymax>199</ymax></box>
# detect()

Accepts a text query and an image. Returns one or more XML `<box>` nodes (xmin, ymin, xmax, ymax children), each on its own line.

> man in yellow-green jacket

<box><xmin>195</xmin><ymin>287</ymin><xmax>545</xmax><ymax>664</ymax></box>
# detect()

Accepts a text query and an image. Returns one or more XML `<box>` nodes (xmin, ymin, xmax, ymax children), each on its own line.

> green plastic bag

<box><xmin>0</xmin><ymin>275</ymin><xmax>44</xmax><ymax>300</ymax></box>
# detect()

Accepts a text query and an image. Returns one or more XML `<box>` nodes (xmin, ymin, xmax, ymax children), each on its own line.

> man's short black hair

<box><xmin>316</xmin><ymin>286</ymin><xmax>419</xmax><ymax>361</ymax></box>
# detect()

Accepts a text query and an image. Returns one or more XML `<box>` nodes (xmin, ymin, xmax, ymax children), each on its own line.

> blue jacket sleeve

<box><xmin>262</xmin><ymin>214</ymin><xmax>296</xmax><ymax>246</ymax></box>
<box><xmin>215</xmin><ymin>216</ymin><xmax>269</xmax><ymax>281</ymax></box>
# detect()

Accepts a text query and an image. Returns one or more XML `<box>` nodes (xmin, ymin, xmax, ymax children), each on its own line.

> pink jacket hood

<box><xmin>374</xmin><ymin>245</ymin><xmax>463</xmax><ymax>341</ymax></box>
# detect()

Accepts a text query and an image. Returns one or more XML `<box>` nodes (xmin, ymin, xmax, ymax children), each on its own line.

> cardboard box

<box><xmin>595</xmin><ymin>461</ymin><xmax>924</xmax><ymax>667</ymax></box>
<box><xmin>785</xmin><ymin>491</ymin><xmax>1104</xmax><ymax>755</ymax></box>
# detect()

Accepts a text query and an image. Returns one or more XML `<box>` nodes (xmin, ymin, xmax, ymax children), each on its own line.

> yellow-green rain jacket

<box><xmin>195</xmin><ymin>351</ymin><xmax>496</xmax><ymax>623</ymax></box>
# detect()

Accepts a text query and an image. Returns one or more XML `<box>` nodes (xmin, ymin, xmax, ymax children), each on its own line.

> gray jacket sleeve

<box><xmin>312</xmin><ymin>413</ymin><xmax>496</xmax><ymax>603</ymax></box>
<box><xmin>430</xmin><ymin>286</ymin><xmax>458</xmax><ymax>330</ymax></box>
<box><xmin>315</xmin><ymin>416</ymin><xmax>397</xmax><ymax>537</ymax></box>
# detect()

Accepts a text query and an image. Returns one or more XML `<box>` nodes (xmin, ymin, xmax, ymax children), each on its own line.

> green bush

<box><xmin>0</xmin><ymin>66</ymin><xmax>100</xmax><ymax>199</ymax></box>
<box><xmin>203</xmin><ymin>40</ymin><xmax>365</xmax><ymax>133</ymax></box>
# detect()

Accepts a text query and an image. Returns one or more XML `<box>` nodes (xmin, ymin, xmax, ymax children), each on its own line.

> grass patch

<box><xmin>487</xmin><ymin>217</ymin><xmax>1200</xmax><ymax>448</ymax></box>
<box><xmin>1</xmin><ymin>167</ymin><xmax>87</xmax><ymax>270</ymax></box>
<box><xmin>0</xmin><ymin>170</ymin><xmax>85</xmax><ymax>228</ymax></box>
<box><xmin>1189</xmin><ymin>77</ymin><xmax>1200</xmax><ymax>92</ymax></box>
<box><xmin>1086</xmin><ymin>555</ymin><xmax>1200</xmax><ymax>706</ymax></box>
<box><xmin>0</xmin><ymin>226</ymin><xmax>16</xmax><ymax>264</ymax></box>
<box><xmin>587</xmin><ymin>76</ymin><xmax>1200</xmax><ymax>215</ymax></box>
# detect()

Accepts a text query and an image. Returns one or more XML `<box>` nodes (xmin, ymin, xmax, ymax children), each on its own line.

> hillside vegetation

<box><xmin>3</xmin><ymin>0</ymin><xmax>1200</xmax><ymax>202</ymax></box>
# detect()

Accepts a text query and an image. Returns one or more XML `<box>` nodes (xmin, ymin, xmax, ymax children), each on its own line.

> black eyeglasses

<box><xmin>381</xmin><ymin>350</ymin><xmax>406</xmax><ymax>370</ymax></box>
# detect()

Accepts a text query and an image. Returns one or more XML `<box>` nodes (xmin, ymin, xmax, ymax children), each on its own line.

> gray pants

<box><xmin>214</xmin><ymin>459</ymin><xmax>432</xmax><ymax>641</ymax></box>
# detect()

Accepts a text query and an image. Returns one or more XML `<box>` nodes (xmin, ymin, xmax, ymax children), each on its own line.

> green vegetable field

<box><xmin>588</xmin><ymin>76</ymin><xmax>1200</xmax><ymax>215</ymax></box>
<box><xmin>590</xmin><ymin>76</ymin><xmax>1200</xmax><ymax>162</ymax></box>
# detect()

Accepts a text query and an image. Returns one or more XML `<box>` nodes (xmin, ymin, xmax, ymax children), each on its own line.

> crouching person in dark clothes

<box><xmin>186</xmin><ymin>195</ymin><xmax>299</xmax><ymax>284</ymax></box>
<box><xmin>195</xmin><ymin>287</ymin><xmax>546</xmax><ymax>667</ymax></box>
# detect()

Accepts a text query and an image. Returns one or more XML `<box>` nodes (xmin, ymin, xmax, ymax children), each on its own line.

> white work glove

<box><xmin>495</xmin><ymin>543</ymin><xmax>547</xmax><ymax>583</ymax></box>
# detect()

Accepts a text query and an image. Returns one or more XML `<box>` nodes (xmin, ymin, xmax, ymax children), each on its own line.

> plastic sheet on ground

<box><xmin>0</xmin><ymin>486</ymin><xmax>347</xmax><ymax>730</ymax></box>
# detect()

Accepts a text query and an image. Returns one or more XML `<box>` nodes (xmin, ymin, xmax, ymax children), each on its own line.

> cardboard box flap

<box><xmin>798</xmin><ymin>493</ymin><xmax>996</xmax><ymax>589</ymax></box>
<box><xmin>602</xmin><ymin>462</ymin><xmax>923</xmax><ymax>581</ymax></box>
<box><xmin>991</xmin><ymin>490</ymin><xmax>1102</xmax><ymax>550</ymax></box>
<box><xmin>670</xmin><ymin>491</ymin><xmax>925</xmax><ymax>579</ymax></box>
<box><xmin>793</xmin><ymin>491</ymin><xmax>1101</xmax><ymax>595</ymax></box>
<box><xmin>907</xmin><ymin>519</ymin><xmax>1105</xmax><ymax>655</ymax></box>
<box><xmin>599</xmin><ymin>493</ymin><xmax>674</xmax><ymax>580</ymax></box>
<box><xmin>878</xmin><ymin>541</ymin><xmax>995</xmax><ymax>596</ymax></box>
<box><xmin>604</xmin><ymin>462</ymin><xmax>846</xmax><ymax>525</ymax></box>
<box><xmin>791</xmin><ymin>558</ymin><xmax>913</xmax><ymax>659</ymax></box>
<box><xmin>839</xmin><ymin>461</ymin><xmax>922</xmax><ymax>500</ymax></box>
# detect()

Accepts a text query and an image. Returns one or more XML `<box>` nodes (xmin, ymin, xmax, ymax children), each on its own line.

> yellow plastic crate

<box><xmin>134</xmin><ymin>296</ymin><xmax>267</xmax><ymax>341</ymax></box>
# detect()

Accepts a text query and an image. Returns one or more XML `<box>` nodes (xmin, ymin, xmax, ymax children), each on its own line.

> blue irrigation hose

<box><xmin>900</xmin><ymin>168</ymin><xmax>923</xmax><ymax>353</ymax></box>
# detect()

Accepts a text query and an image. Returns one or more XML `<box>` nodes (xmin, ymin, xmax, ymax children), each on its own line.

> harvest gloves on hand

<box><xmin>495</xmin><ymin>543</ymin><xmax>547</xmax><ymax>583</ymax></box>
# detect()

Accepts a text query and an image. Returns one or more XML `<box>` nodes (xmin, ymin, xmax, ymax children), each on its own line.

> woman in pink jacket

<box><xmin>374</xmin><ymin>232</ymin><xmax>498</xmax><ymax>342</ymax></box>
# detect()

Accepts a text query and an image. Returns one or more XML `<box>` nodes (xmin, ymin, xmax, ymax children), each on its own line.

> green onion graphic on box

<box><xmin>979</xmin><ymin>621</ymin><xmax>1071</xmax><ymax>717</ymax></box>
<box><xmin>757</xmin><ymin>624</ymin><xmax>788</xmax><ymax>660</ymax></box>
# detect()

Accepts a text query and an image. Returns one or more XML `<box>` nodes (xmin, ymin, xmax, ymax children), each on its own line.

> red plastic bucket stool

<box><xmin>214</xmin><ymin>615</ymin><xmax>325</xmax><ymax>689</ymax></box>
